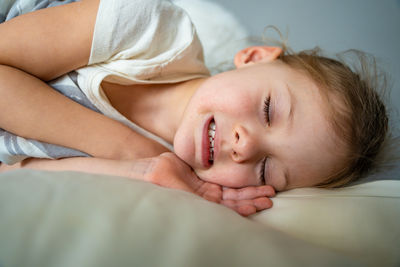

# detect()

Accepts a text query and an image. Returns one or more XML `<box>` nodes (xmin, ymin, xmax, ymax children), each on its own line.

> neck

<box><xmin>103</xmin><ymin>78</ymin><xmax>206</xmax><ymax>144</ymax></box>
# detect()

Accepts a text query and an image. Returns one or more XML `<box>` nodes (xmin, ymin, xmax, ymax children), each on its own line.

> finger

<box><xmin>237</xmin><ymin>205</ymin><xmax>257</xmax><ymax>217</ymax></box>
<box><xmin>221</xmin><ymin>197</ymin><xmax>273</xmax><ymax>216</ymax></box>
<box><xmin>252</xmin><ymin>197</ymin><xmax>273</xmax><ymax>211</ymax></box>
<box><xmin>220</xmin><ymin>199</ymin><xmax>236</xmax><ymax>210</ymax></box>
<box><xmin>198</xmin><ymin>183</ymin><xmax>222</xmax><ymax>203</ymax></box>
<box><xmin>221</xmin><ymin>198</ymin><xmax>267</xmax><ymax>209</ymax></box>
<box><xmin>222</xmin><ymin>185</ymin><xmax>275</xmax><ymax>200</ymax></box>
<box><xmin>220</xmin><ymin>200</ymin><xmax>255</xmax><ymax>216</ymax></box>
<box><xmin>202</xmin><ymin>190</ymin><xmax>221</xmax><ymax>203</ymax></box>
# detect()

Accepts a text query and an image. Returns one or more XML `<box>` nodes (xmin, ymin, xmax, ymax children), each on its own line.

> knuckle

<box><xmin>145</xmin><ymin>158</ymin><xmax>163</xmax><ymax>185</ymax></box>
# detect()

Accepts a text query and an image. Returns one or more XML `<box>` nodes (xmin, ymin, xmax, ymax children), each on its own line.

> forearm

<box><xmin>1</xmin><ymin>157</ymin><xmax>154</xmax><ymax>183</ymax></box>
<box><xmin>0</xmin><ymin>65</ymin><xmax>138</xmax><ymax>159</ymax></box>
<box><xmin>0</xmin><ymin>0</ymin><xmax>99</xmax><ymax>81</ymax></box>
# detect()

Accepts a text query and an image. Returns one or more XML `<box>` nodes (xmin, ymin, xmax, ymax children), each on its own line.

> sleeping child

<box><xmin>0</xmin><ymin>0</ymin><xmax>389</xmax><ymax>216</ymax></box>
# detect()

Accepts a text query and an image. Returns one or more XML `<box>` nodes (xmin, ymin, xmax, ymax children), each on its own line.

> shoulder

<box><xmin>90</xmin><ymin>0</ymin><xmax>198</xmax><ymax>64</ymax></box>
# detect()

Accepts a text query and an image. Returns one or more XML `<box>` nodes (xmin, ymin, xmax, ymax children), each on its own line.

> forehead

<box><xmin>286</xmin><ymin>114</ymin><xmax>340</xmax><ymax>189</ymax></box>
<box><xmin>285</xmin><ymin>85</ymin><xmax>345</xmax><ymax>189</ymax></box>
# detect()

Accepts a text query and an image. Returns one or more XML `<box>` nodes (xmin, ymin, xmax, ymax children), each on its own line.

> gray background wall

<box><xmin>211</xmin><ymin>0</ymin><xmax>400</xmax><ymax>134</ymax></box>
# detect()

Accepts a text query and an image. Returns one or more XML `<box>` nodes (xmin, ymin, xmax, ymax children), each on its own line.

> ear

<box><xmin>234</xmin><ymin>46</ymin><xmax>282</xmax><ymax>68</ymax></box>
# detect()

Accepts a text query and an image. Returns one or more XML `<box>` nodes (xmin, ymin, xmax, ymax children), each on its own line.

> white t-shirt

<box><xmin>75</xmin><ymin>0</ymin><xmax>209</xmax><ymax>150</ymax></box>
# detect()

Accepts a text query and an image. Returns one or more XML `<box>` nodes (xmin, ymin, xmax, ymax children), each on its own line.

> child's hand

<box><xmin>221</xmin><ymin>185</ymin><xmax>275</xmax><ymax>216</ymax></box>
<box><xmin>145</xmin><ymin>152</ymin><xmax>275</xmax><ymax>216</ymax></box>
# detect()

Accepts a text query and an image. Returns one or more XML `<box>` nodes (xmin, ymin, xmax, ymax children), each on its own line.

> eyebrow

<box><xmin>286</xmin><ymin>83</ymin><xmax>295</xmax><ymax>131</ymax></box>
<box><xmin>285</xmin><ymin>84</ymin><xmax>295</xmax><ymax>189</ymax></box>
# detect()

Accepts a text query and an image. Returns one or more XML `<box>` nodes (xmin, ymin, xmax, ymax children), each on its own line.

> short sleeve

<box><xmin>86</xmin><ymin>0</ymin><xmax>208</xmax><ymax>82</ymax></box>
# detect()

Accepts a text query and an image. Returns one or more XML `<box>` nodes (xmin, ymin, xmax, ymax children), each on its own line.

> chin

<box><xmin>192</xmin><ymin>169</ymin><xmax>218</xmax><ymax>185</ymax></box>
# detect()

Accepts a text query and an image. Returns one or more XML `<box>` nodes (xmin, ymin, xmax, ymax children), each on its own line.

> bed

<box><xmin>0</xmin><ymin>0</ymin><xmax>399</xmax><ymax>266</ymax></box>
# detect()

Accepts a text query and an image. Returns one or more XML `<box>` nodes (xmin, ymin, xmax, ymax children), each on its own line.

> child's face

<box><xmin>173</xmin><ymin>60</ymin><xmax>345</xmax><ymax>191</ymax></box>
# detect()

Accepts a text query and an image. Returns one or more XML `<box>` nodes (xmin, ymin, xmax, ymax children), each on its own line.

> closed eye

<box><xmin>259</xmin><ymin>157</ymin><xmax>267</xmax><ymax>184</ymax></box>
<box><xmin>263</xmin><ymin>96</ymin><xmax>271</xmax><ymax>126</ymax></box>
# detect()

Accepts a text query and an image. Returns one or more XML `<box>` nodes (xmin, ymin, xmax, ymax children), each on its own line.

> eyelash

<box><xmin>259</xmin><ymin>96</ymin><xmax>271</xmax><ymax>184</ymax></box>
<box><xmin>263</xmin><ymin>96</ymin><xmax>271</xmax><ymax>126</ymax></box>
<box><xmin>259</xmin><ymin>157</ymin><xmax>267</xmax><ymax>184</ymax></box>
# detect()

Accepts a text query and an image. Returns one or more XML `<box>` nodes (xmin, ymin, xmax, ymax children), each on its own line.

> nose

<box><xmin>231</xmin><ymin>124</ymin><xmax>259</xmax><ymax>163</ymax></box>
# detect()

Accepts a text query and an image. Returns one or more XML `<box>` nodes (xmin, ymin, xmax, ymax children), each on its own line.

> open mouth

<box><xmin>202</xmin><ymin>117</ymin><xmax>216</xmax><ymax>168</ymax></box>
<box><xmin>208</xmin><ymin>119</ymin><xmax>216</xmax><ymax>164</ymax></box>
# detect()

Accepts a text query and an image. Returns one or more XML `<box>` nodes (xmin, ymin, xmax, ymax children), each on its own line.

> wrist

<box><xmin>126</xmin><ymin>157</ymin><xmax>157</xmax><ymax>183</ymax></box>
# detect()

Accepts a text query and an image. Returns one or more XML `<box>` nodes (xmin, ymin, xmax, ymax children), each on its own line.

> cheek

<box><xmin>194</xmin><ymin>84</ymin><xmax>255</xmax><ymax>116</ymax></box>
<box><xmin>218</xmin><ymin>91</ymin><xmax>254</xmax><ymax>114</ymax></box>
<box><xmin>173</xmin><ymin>88</ymin><xmax>212</xmax><ymax>161</ymax></box>
<box><xmin>173</xmin><ymin>133</ymin><xmax>189</xmax><ymax>163</ymax></box>
<box><xmin>173</xmin><ymin>118</ymin><xmax>196</xmax><ymax>167</ymax></box>
<box><xmin>196</xmin><ymin>164</ymin><xmax>258</xmax><ymax>188</ymax></box>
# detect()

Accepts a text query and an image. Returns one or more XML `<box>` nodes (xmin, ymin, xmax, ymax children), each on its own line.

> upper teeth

<box><xmin>208</xmin><ymin>121</ymin><xmax>216</xmax><ymax>162</ymax></box>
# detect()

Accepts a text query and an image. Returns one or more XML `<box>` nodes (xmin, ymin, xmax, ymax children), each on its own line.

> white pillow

<box><xmin>253</xmin><ymin>180</ymin><xmax>400</xmax><ymax>266</ymax></box>
<box><xmin>0</xmin><ymin>170</ymin><xmax>373</xmax><ymax>267</ymax></box>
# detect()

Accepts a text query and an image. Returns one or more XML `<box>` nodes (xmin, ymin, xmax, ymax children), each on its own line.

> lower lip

<box><xmin>201</xmin><ymin>116</ymin><xmax>213</xmax><ymax>168</ymax></box>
